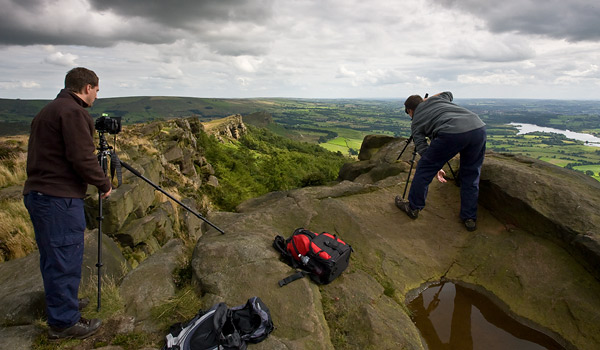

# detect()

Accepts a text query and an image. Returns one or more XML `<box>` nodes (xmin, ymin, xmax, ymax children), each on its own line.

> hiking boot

<box><xmin>395</xmin><ymin>196</ymin><xmax>419</xmax><ymax>219</ymax></box>
<box><xmin>48</xmin><ymin>317</ymin><xmax>101</xmax><ymax>340</ymax></box>
<box><xmin>78</xmin><ymin>298</ymin><xmax>90</xmax><ymax>311</ymax></box>
<box><xmin>464</xmin><ymin>219</ymin><xmax>477</xmax><ymax>232</ymax></box>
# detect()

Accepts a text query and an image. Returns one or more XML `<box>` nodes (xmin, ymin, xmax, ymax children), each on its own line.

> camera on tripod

<box><xmin>95</xmin><ymin>113</ymin><xmax>122</xmax><ymax>134</ymax></box>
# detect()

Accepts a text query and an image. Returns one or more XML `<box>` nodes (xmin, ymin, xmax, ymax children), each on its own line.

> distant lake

<box><xmin>509</xmin><ymin>122</ymin><xmax>600</xmax><ymax>148</ymax></box>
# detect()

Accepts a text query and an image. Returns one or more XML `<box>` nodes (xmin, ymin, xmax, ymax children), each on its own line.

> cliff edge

<box><xmin>1</xmin><ymin>126</ymin><xmax>599</xmax><ymax>350</ymax></box>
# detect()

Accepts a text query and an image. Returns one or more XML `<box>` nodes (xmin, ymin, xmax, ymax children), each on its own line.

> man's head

<box><xmin>65</xmin><ymin>67</ymin><xmax>99</xmax><ymax>107</ymax></box>
<box><xmin>404</xmin><ymin>95</ymin><xmax>423</xmax><ymax>118</ymax></box>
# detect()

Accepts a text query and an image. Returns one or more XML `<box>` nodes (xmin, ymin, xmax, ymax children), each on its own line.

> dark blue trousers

<box><xmin>408</xmin><ymin>127</ymin><xmax>486</xmax><ymax>221</ymax></box>
<box><xmin>24</xmin><ymin>192</ymin><xmax>85</xmax><ymax>329</ymax></box>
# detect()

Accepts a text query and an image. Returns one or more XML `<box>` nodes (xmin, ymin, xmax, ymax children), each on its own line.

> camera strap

<box><xmin>110</xmin><ymin>151</ymin><xmax>123</xmax><ymax>187</ymax></box>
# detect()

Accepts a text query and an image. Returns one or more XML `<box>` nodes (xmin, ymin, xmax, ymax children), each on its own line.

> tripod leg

<box><xmin>96</xmin><ymin>141</ymin><xmax>108</xmax><ymax>311</ymax></box>
<box><xmin>402</xmin><ymin>149</ymin><xmax>418</xmax><ymax>200</ymax></box>
<box><xmin>446</xmin><ymin>161</ymin><xmax>460</xmax><ymax>187</ymax></box>
<box><xmin>396</xmin><ymin>136</ymin><xmax>414</xmax><ymax>161</ymax></box>
<box><xmin>96</xmin><ymin>194</ymin><xmax>103</xmax><ymax>311</ymax></box>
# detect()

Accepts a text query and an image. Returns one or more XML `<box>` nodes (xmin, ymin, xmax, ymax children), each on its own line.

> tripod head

<box><xmin>97</xmin><ymin>131</ymin><xmax>122</xmax><ymax>187</ymax></box>
<box><xmin>97</xmin><ymin>132</ymin><xmax>112</xmax><ymax>154</ymax></box>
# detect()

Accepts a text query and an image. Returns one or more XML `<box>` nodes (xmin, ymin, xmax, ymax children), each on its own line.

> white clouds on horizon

<box><xmin>1</xmin><ymin>0</ymin><xmax>599</xmax><ymax>100</ymax></box>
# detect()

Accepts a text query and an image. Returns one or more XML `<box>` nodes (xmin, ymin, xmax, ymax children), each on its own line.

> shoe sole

<box><xmin>48</xmin><ymin>328</ymin><xmax>99</xmax><ymax>340</ymax></box>
<box><xmin>48</xmin><ymin>324</ymin><xmax>100</xmax><ymax>340</ymax></box>
<box><xmin>394</xmin><ymin>196</ymin><xmax>418</xmax><ymax>219</ymax></box>
<box><xmin>464</xmin><ymin>220</ymin><xmax>477</xmax><ymax>231</ymax></box>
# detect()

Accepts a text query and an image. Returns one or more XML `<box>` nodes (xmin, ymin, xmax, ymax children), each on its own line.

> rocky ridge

<box><xmin>1</xmin><ymin>121</ymin><xmax>599</xmax><ymax>349</ymax></box>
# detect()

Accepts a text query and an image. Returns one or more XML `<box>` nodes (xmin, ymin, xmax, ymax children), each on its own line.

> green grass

<box><xmin>150</xmin><ymin>285</ymin><xmax>203</xmax><ymax>330</ymax></box>
<box><xmin>320</xmin><ymin>142</ymin><xmax>350</xmax><ymax>154</ymax></box>
<box><xmin>486</xmin><ymin>125</ymin><xmax>600</xmax><ymax>181</ymax></box>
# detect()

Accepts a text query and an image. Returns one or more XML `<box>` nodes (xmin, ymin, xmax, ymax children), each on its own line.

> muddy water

<box><xmin>407</xmin><ymin>281</ymin><xmax>566</xmax><ymax>350</ymax></box>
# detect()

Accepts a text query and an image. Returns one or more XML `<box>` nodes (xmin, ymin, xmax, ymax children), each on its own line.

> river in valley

<box><xmin>509</xmin><ymin>122</ymin><xmax>600</xmax><ymax>147</ymax></box>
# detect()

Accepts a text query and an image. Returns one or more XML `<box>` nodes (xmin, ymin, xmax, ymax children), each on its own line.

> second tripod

<box><xmin>396</xmin><ymin>136</ymin><xmax>458</xmax><ymax>200</ymax></box>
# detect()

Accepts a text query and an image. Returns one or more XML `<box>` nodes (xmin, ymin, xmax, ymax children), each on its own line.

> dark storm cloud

<box><xmin>0</xmin><ymin>17</ymin><xmax>179</xmax><ymax>47</ymax></box>
<box><xmin>0</xmin><ymin>0</ymin><xmax>274</xmax><ymax>48</ymax></box>
<box><xmin>432</xmin><ymin>0</ymin><xmax>600</xmax><ymax>42</ymax></box>
<box><xmin>88</xmin><ymin>0</ymin><xmax>274</xmax><ymax>29</ymax></box>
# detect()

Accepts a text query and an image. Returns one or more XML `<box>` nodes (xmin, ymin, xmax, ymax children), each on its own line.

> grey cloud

<box><xmin>88</xmin><ymin>0</ymin><xmax>274</xmax><ymax>29</ymax></box>
<box><xmin>0</xmin><ymin>0</ymin><xmax>275</xmax><ymax>52</ymax></box>
<box><xmin>440</xmin><ymin>38</ymin><xmax>536</xmax><ymax>62</ymax></box>
<box><xmin>433</xmin><ymin>0</ymin><xmax>600</xmax><ymax>42</ymax></box>
<box><xmin>208</xmin><ymin>40</ymin><xmax>268</xmax><ymax>57</ymax></box>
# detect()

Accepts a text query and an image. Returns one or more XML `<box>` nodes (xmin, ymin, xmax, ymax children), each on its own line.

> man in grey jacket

<box><xmin>395</xmin><ymin>92</ymin><xmax>486</xmax><ymax>231</ymax></box>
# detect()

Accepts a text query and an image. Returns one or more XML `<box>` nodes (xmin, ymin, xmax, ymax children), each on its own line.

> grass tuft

<box><xmin>151</xmin><ymin>285</ymin><xmax>203</xmax><ymax>330</ymax></box>
<box><xmin>0</xmin><ymin>199</ymin><xmax>35</xmax><ymax>262</ymax></box>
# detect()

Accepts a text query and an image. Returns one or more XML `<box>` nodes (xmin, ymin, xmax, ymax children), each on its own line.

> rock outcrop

<box><xmin>191</xmin><ymin>137</ymin><xmax>600</xmax><ymax>350</ymax></box>
<box><xmin>201</xmin><ymin>114</ymin><xmax>247</xmax><ymax>141</ymax></box>
<box><xmin>84</xmin><ymin>117</ymin><xmax>213</xmax><ymax>266</ymax></box>
<box><xmin>1</xmin><ymin>128</ymin><xmax>599</xmax><ymax>350</ymax></box>
<box><xmin>479</xmin><ymin>153</ymin><xmax>600</xmax><ymax>279</ymax></box>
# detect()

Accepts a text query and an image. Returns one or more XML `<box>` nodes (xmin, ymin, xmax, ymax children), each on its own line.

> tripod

<box><xmin>396</xmin><ymin>136</ymin><xmax>458</xmax><ymax>200</ymax></box>
<box><xmin>95</xmin><ymin>132</ymin><xmax>113</xmax><ymax>311</ymax></box>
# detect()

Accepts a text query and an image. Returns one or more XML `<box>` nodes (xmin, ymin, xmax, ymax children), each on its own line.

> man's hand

<box><xmin>436</xmin><ymin>169</ymin><xmax>447</xmax><ymax>183</ymax></box>
<box><xmin>100</xmin><ymin>187</ymin><xmax>112</xmax><ymax>199</ymax></box>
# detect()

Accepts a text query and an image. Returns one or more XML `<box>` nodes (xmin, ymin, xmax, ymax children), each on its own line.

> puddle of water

<box><xmin>407</xmin><ymin>281</ymin><xmax>567</xmax><ymax>350</ymax></box>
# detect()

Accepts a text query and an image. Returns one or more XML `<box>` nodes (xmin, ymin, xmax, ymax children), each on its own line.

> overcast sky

<box><xmin>1</xmin><ymin>0</ymin><xmax>599</xmax><ymax>100</ymax></box>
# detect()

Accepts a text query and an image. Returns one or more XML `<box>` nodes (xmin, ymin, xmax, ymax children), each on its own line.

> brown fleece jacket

<box><xmin>23</xmin><ymin>89</ymin><xmax>111</xmax><ymax>198</ymax></box>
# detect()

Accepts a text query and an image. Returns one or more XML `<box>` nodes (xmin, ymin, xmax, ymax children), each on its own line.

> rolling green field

<box><xmin>1</xmin><ymin>97</ymin><xmax>599</xmax><ymax>181</ymax></box>
<box><xmin>485</xmin><ymin>124</ymin><xmax>600</xmax><ymax>181</ymax></box>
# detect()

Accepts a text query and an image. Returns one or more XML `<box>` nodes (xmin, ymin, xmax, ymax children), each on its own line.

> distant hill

<box><xmin>0</xmin><ymin>96</ymin><xmax>285</xmax><ymax>135</ymax></box>
<box><xmin>3</xmin><ymin>96</ymin><xmax>600</xmax><ymax>146</ymax></box>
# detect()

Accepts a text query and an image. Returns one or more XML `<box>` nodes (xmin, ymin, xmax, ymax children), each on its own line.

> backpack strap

<box><xmin>278</xmin><ymin>270</ymin><xmax>309</xmax><ymax>287</ymax></box>
<box><xmin>272</xmin><ymin>235</ymin><xmax>288</xmax><ymax>256</ymax></box>
<box><xmin>273</xmin><ymin>235</ymin><xmax>300</xmax><ymax>269</ymax></box>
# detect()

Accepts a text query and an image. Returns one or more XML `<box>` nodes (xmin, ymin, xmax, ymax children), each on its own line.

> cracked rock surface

<box><xmin>193</xmin><ymin>168</ymin><xmax>600</xmax><ymax>350</ymax></box>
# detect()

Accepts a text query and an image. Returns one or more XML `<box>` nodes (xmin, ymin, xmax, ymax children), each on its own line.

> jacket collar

<box><xmin>57</xmin><ymin>89</ymin><xmax>90</xmax><ymax>108</ymax></box>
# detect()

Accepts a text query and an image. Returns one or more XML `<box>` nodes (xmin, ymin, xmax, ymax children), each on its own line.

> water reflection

<box><xmin>408</xmin><ymin>281</ymin><xmax>566</xmax><ymax>350</ymax></box>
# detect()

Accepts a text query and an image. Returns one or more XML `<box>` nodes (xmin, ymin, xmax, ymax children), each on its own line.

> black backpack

<box><xmin>273</xmin><ymin>228</ymin><xmax>353</xmax><ymax>286</ymax></box>
<box><xmin>163</xmin><ymin>297</ymin><xmax>274</xmax><ymax>350</ymax></box>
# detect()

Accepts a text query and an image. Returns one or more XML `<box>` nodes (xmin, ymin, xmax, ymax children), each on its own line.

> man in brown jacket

<box><xmin>23</xmin><ymin>67</ymin><xmax>112</xmax><ymax>339</ymax></box>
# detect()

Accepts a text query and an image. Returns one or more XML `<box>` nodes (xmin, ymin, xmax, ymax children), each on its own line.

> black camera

<box><xmin>95</xmin><ymin>113</ymin><xmax>122</xmax><ymax>134</ymax></box>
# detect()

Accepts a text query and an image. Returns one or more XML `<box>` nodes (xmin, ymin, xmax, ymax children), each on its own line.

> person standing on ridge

<box><xmin>23</xmin><ymin>67</ymin><xmax>112</xmax><ymax>339</ymax></box>
<box><xmin>395</xmin><ymin>92</ymin><xmax>486</xmax><ymax>231</ymax></box>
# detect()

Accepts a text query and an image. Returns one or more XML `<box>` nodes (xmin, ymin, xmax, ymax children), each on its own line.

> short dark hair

<box><xmin>65</xmin><ymin>67</ymin><xmax>98</xmax><ymax>93</ymax></box>
<box><xmin>404</xmin><ymin>95</ymin><xmax>423</xmax><ymax>112</ymax></box>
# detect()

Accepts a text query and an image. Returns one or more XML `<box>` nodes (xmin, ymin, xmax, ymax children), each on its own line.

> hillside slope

<box><xmin>1</xmin><ymin>121</ymin><xmax>599</xmax><ymax>349</ymax></box>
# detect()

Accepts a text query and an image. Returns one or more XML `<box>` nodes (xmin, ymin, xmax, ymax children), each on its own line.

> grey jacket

<box><xmin>411</xmin><ymin>91</ymin><xmax>485</xmax><ymax>155</ymax></box>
